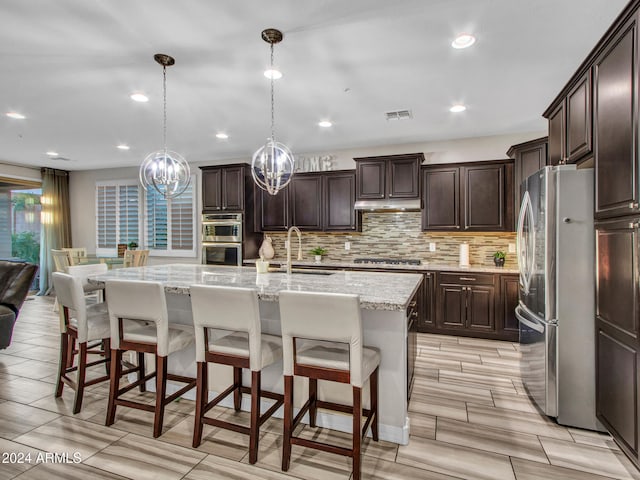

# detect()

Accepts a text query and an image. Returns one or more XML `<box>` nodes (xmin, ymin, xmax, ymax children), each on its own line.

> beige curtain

<box><xmin>38</xmin><ymin>168</ymin><xmax>71</xmax><ymax>294</ymax></box>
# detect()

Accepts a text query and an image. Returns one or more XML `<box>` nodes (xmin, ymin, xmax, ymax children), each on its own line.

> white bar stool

<box><xmin>52</xmin><ymin>272</ymin><xmax>112</xmax><ymax>414</ymax></box>
<box><xmin>279</xmin><ymin>290</ymin><xmax>380</xmax><ymax>480</ymax></box>
<box><xmin>105</xmin><ymin>279</ymin><xmax>196</xmax><ymax>438</ymax></box>
<box><xmin>190</xmin><ymin>285</ymin><xmax>283</xmax><ymax>464</ymax></box>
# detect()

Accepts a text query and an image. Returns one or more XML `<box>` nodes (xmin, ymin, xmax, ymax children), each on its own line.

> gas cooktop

<box><xmin>353</xmin><ymin>258</ymin><xmax>421</xmax><ymax>266</ymax></box>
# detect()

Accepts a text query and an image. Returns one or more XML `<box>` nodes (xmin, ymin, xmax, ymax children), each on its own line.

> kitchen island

<box><xmin>89</xmin><ymin>264</ymin><xmax>422</xmax><ymax>445</ymax></box>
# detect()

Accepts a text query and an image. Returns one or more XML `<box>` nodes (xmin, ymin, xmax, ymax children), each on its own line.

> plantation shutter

<box><xmin>118</xmin><ymin>184</ymin><xmax>139</xmax><ymax>244</ymax></box>
<box><xmin>170</xmin><ymin>182</ymin><xmax>194</xmax><ymax>250</ymax></box>
<box><xmin>96</xmin><ymin>185</ymin><xmax>117</xmax><ymax>249</ymax></box>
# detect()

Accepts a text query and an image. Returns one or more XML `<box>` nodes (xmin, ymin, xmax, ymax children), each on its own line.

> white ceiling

<box><xmin>0</xmin><ymin>0</ymin><xmax>628</xmax><ymax>171</ymax></box>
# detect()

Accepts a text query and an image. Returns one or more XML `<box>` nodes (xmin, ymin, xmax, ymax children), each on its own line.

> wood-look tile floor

<box><xmin>1</xmin><ymin>296</ymin><xmax>638</xmax><ymax>480</ymax></box>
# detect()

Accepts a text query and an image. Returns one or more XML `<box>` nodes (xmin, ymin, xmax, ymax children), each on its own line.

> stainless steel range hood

<box><xmin>353</xmin><ymin>198</ymin><xmax>421</xmax><ymax>211</ymax></box>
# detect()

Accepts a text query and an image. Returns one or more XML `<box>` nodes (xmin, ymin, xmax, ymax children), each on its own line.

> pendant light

<box><xmin>139</xmin><ymin>54</ymin><xmax>191</xmax><ymax>199</ymax></box>
<box><xmin>251</xmin><ymin>28</ymin><xmax>295</xmax><ymax>196</ymax></box>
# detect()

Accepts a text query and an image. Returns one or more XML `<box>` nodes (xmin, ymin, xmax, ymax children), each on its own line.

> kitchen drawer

<box><xmin>439</xmin><ymin>272</ymin><xmax>495</xmax><ymax>285</ymax></box>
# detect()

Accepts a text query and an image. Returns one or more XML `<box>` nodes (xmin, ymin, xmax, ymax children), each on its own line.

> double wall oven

<box><xmin>202</xmin><ymin>213</ymin><xmax>243</xmax><ymax>266</ymax></box>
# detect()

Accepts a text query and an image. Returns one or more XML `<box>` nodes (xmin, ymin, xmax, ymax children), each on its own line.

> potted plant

<box><xmin>310</xmin><ymin>247</ymin><xmax>328</xmax><ymax>263</ymax></box>
<box><xmin>493</xmin><ymin>250</ymin><xmax>506</xmax><ymax>267</ymax></box>
<box><xmin>128</xmin><ymin>241</ymin><xmax>138</xmax><ymax>250</ymax></box>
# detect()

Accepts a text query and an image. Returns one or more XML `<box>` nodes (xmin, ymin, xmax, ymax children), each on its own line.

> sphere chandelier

<box><xmin>252</xmin><ymin>28</ymin><xmax>295</xmax><ymax>196</ymax></box>
<box><xmin>139</xmin><ymin>54</ymin><xmax>191</xmax><ymax>199</ymax></box>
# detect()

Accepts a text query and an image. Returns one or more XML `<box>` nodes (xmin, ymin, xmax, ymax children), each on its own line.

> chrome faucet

<box><xmin>286</xmin><ymin>226</ymin><xmax>302</xmax><ymax>275</ymax></box>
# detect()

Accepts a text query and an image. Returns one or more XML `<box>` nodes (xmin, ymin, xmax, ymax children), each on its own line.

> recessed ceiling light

<box><xmin>264</xmin><ymin>69</ymin><xmax>282</xmax><ymax>80</ymax></box>
<box><xmin>46</xmin><ymin>151</ymin><xmax>59</xmax><ymax>156</ymax></box>
<box><xmin>451</xmin><ymin>33</ymin><xmax>476</xmax><ymax>49</ymax></box>
<box><xmin>449</xmin><ymin>104</ymin><xmax>467</xmax><ymax>113</ymax></box>
<box><xmin>215</xmin><ymin>133</ymin><xmax>229</xmax><ymax>139</ymax></box>
<box><xmin>318</xmin><ymin>121</ymin><xmax>332</xmax><ymax>128</ymax></box>
<box><xmin>117</xmin><ymin>144</ymin><xmax>130</xmax><ymax>150</ymax></box>
<box><xmin>130</xmin><ymin>93</ymin><xmax>149</xmax><ymax>102</ymax></box>
<box><xmin>6</xmin><ymin>112</ymin><xmax>26</xmax><ymax>119</ymax></box>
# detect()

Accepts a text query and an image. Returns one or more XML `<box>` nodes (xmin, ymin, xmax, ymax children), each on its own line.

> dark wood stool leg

<box><xmin>193</xmin><ymin>361</ymin><xmax>207</xmax><ymax>448</ymax></box>
<box><xmin>233</xmin><ymin>367</ymin><xmax>242</xmax><ymax>411</ymax></box>
<box><xmin>352</xmin><ymin>386</ymin><xmax>362</xmax><ymax>480</ymax></box>
<box><xmin>73</xmin><ymin>342</ymin><xmax>88</xmax><ymax>414</ymax></box>
<box><xmin>137</xmin><ymin>352</ymin><xmax>146</xmax><ymax>392</ymax></box>
<box><xmin>55</xmin><ymin>332</ymin><xmax>69</xmax><ymax>397</ymax></box>
<box><xmin>249</xmin><ymin>371</ymin><xmax>261</xmax><ymax>464</ymax></box>
<box><xmin>282</xmin><ymin>375</ymin><xmax>294</xmax><ymax>471</ymax></box>
<box><xmin>309</xmin><ymin>378</ymin><xmax>318</xmax><ymax>427</ymax></box>
<box><xmin>371</xmin><ymin>368</ymin><xmax>379</xmax><ymax>441</ymax></box>
<box><xmin>103</xmin><ymin>338</ymin><xmax>111</xmax><ymax>376</ymax></box>
<box><xmin>106</xmin><ymin>349</ymin><xmax>122</xmax><ymax>426</ymax></box>
<box><xmin>153</xmin><ymin>355</ymin><xmax>168</xmax><ymax>438</ymax></box>
<box><xmin>66</xmin><ymin>336</ymin><xmax>76</xmax><ymax>369</ymax></box>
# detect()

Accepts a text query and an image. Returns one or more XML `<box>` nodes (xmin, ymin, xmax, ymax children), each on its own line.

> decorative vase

<box><xmin>315</xmin><ymin>255</ymin><xmax>322</xmax><ymax>264</ymax></box>
<box><xmin>258</xmin><ymin>236</ymin><xmax>275</xmax><ymax>260</ymax></box>
<box><xmin>494</xmin><ymin>257</ymin><xmax>505</xmax><ymax>267</ymax></box>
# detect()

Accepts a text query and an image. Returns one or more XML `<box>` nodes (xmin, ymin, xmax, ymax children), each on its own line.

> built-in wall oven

<box><xmin>202</xmin><ymin>213</ymin><xmax>242</xmax><ymax>243</ymax></box>
<box><xmin>202</xmin><ymin>213</ymin><xmax>243</xmax><ymax>266</ymax></box>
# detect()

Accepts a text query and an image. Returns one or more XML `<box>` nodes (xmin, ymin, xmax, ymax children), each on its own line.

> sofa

<box><xmin>0</xmin><ymin>260</ymin><xmax>38</xmax><ymax>349</ymax></box>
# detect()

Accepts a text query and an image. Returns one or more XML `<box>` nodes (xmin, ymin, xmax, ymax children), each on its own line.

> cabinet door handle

<box><xmin>460</xmin><ymin>277</ymin><xmax>476</xmax><ymax>281</ymax></box>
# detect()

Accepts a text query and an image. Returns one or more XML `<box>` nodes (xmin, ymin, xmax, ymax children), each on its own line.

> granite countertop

<box><xmin>244</xmin><ymin>258</ymin><xmax>519</xmax><ymax>274</ymax></box>
<box><xmin>89</xmin><ymin>264</ymin><xmax>423</xmax><ymax>312</ymax></box>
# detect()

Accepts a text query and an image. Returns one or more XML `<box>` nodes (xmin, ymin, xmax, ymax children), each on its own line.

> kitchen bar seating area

<box><xmin>1</xmin><ymin>291</ymin><xmax>636</xmax><ymax>480</ymax></box>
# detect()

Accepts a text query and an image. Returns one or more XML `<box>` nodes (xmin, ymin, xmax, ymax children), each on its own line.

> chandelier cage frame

<box><xmin>251</xmin><ymin>28</ymin><xmax>295</xmax><ymax>196</ymax></box>
<box><xmin>138</xmin><ymin>53</ymin><xmax>191</xmax><ymax>199</ymax></box>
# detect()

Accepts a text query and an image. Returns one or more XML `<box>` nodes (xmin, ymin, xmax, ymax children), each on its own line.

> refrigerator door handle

<box><xmin>517</xmin><ymin>191</ymin><xmax>535</xmax><ymax>295</ymax></box>
<box><xmin>515</xmin><ymin>304</ymin><xmax>544</xmax><ymax>334</ymax></box>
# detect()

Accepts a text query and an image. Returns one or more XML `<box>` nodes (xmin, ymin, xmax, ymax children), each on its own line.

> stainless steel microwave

<box><xmin>202</xmin><ymin>213</ymin><xmax>242</xmax><ymax>243</ymax></box>
<box><xmin>202</xmin><ymin>242</ymin><xmax>242</xmax><ymax>266</ymax></box>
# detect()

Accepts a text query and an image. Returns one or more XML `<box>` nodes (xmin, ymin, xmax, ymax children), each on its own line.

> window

<box><xmin>95</xmin><ymin>177</ymin><xmax>196</xmax><ymax>258</ymax></box>
<box><xmin>144</xmin><ymin>178</ymin><xmax>196</xmax><ymax>256</ymax></box>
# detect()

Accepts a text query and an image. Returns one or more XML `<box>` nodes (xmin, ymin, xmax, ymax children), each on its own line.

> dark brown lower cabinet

<box><xmin>500</xmin><ymin>275</ymin><xmax>520</xmax><ymax>341</ymax></box>
<box><xmin>417</xmin><ymin>272</ymin><xmax>435</xmax><ymax>332</ymax></box>
<box><xmin>428</xmin><ymin>271</ymin><xmax>516</xmax><ymax>341</ymax></box>
<box><xmin>436</xmin><ymin>272</ymin><xmax>496</xmax><ymax>336</ymax></box>
<box><xmin>596</xmin><ymin>217</ymin><xmax>640</xmax><ymax>462</ymax></box>
<box><xmin>407</xmin><ymin>288</ymin><xmax>420</xmax><ymax>400</ymax></box>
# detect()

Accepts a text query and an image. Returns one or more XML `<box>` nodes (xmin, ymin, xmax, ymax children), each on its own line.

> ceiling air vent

<box><xmin>385</xmin><ymin>109</ymin><xmax>413</xmax><ymax>121</ymax></box>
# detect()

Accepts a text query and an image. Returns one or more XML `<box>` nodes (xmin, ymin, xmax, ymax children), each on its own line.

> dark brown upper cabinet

<box><xmin>355</xmin><ymin>153</ymin><xmax>423</xmax><ymax>201</ymax></box>
<box><xmin>507</xmin><ymin>137</ymin><xmax>548</xmax><ymax>214</ymax></box>
<box><xmin>290</xmin><ymin>174</ymin><xmax>323</xmax><ymax>230</ymax></box>
<box><xmin>545</xmin><ymin>71</ymin><xmax>593</xmax><ymax>166</ymax></box>
<box><xmin>201</xmin><ymin>164</ymin><xmax>247</xmax><ymax>212</ymax></box>
<box><xmin>255</xmin><ymin>185</ymin><xmax>290</xmax><ymax>231</ymax></box>
<box><xmin>257</xmin><ymin>170</ymin><xmax>360</xmax><ymax>232</ymax></box>
<box><xmin>422</xmin><ymin>167</ymin><xmax>459</xmax><ymax>230</ymax></box>
<box><xmin>422</xmin><ymin>160</ymin><xmax>514</xmax><ymax>232</ymax></box>
<box><xmin>547</xmin><ymin>103</ymin><xmax>565</xmax><ymax>166</ymax></box>
<box><xmin>324</xmin><ymin>171</ymin><xmax>359</xmax><ymax>231</ymax></box>
<box><xmin>594</xmin><ymin>16</ymin><xmax>639</xmax><ymax>218</ymax></box>
<box><xmin>567</xmin><ymin>71</ymin><xmax>593</xmax><ymax>163</ymax></box>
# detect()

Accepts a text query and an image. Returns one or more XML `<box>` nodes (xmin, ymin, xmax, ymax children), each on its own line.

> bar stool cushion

<box><xmin>297</xmin><ymin>340</ymin><xmax>380</xmax><ymax>382</ymax></box>
<box><xmin>122</xmin><ymin>323</ymin><xmax>194</xmax><ymax>355</ymax></box>
<box><xmin>67</xmin><ymin>302</ymin><xmax>110</xmax><ymax>342</ymax></box>
<box><xmin>210</xmin><ymin>332</ymin><xmax>282</xmax><ymax>369</ymax></box>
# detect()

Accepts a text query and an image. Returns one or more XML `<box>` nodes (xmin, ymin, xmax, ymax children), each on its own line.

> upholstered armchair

<box><xmin>0</xmin><ymin>261</ymin><xmax>38</xmax><ymax>349</ymax></box>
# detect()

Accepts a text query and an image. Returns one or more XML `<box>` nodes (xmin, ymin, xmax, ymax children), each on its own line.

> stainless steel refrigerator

<box><xmin>516</xmin><ymin>164</ymin><xmax>602</xmax><ymax>431</ymax></box>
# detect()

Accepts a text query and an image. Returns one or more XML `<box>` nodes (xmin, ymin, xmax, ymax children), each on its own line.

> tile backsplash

<box><xmin>262</xmin><ymin>212</ymin><xmax>517</xmax><ymax>268</ymax></box>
